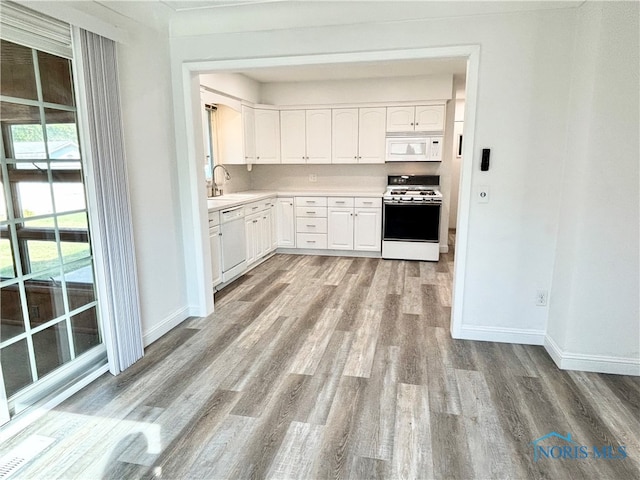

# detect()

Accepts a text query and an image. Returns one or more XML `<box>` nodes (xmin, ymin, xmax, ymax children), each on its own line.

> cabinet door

<box><xmin>328</xmin><ymin>208</ymin><xmax>354</xmax><ymax>250</ymax></box>
<box><xmin>331</xmin><ymin>109</ymin><xmax>359</xmax><ymax>164</ymax></box>
<box><xmin>386</xmin><ymin>106</ymin><xmax>415</xmax><ymax>132</ymax></box>
<box><xmin>241</xmin><ymin>105</ymin><xmax>256</xmax><ymax>163</ymax></box>
<box><xmin>254</xmin><ymin>109</ymin><xmax>280</xmax><ymax>164</ymax></box>
<box><xmin>415</xmin><ymin>105</ymin><xmax>445</xmax><ymax>131</ymax></box>
<box><xmin>255</xmin><ymin>215</ymin><xmax>265</xmax><ymax>259</ymax></box>
<box><xmin>245</xmin><ymin>215</ymin><xmax>257</xmax><ymax>265</ymax></box>
<box><xmin>358</xmin><ymin>108</ymin><xmax>386</xmax><ymax>164</ymax></box>
<box><xmin>354</xmin><ymin>208</ymin><xmax>382</xmax><ymax>251</ymax></box>
<box><xmin>276</xmin><ymin>197</ymin><xmax>295</xmax><ymax>248</ymax></box>
<box><xmin>306</xmin><ymin>109</ymin><xmax>331</xmax><ymax>164</ymax></box>
<box><xmin>209</xmin><ymin>225</ymin><xmax>223</xmax><ymax>287</ymax></box>
<box><xmin>280</xmin><ymin>110</ymin><xmax>306</xmax><ymax>164</ymax></box>
<box><xmin>270</xmin><ymin>204</ymin><xmax>278</xmax><ymax>251</ymax></box>
<box><xmin>261</xmin><ymin>211</ymin><xmax>272</xmax><ymax>256</ymax></box>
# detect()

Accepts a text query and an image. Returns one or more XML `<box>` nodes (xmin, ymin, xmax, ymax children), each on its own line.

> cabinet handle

<box><xmin>307</xmin><ymin>240</ymin><xmax>316</xmax><ymax>244</ymax></box>
<box><xmin>306</xmin><ymin>211</ymin><xmax>315</xmax><ymax>214</ymax></box>
<box><xmin>306</xmin><ymin>224</ymin><xmax>315</xmax><ymax>227</ymax></box>
<box><xmin>363</xmin><ymin>201</ymin><xmax>372</xmax><ymax>204</ymax></box>
<box><xmin>219</xmin><ymin>233</ymin><xmax>222</xmax><ymax>236</ymax></box>
<box><xmin>410</xmin><ymin>122</ymin><xmax>414</xmax><ymax>126</ymax></box>
<box><xmin>253</xmin><ymin>220</ymin><xmax>258</xmax><ymax>223</ymax></box>
<box><xmin>252</xmin><ymin>206</ymin><xmax>259</xmax><ymax>210</ymax></box>
<box><xmin>257</xmin><ymin>156</ymin><xmax>260</xmax><ymax>160</ymax></box>
<box><xmin>354</xmin><ymin>156</ymin><xmax>357</xmax><ymax>159</ymax></box>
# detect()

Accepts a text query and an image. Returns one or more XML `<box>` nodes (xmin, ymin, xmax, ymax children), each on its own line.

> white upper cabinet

<box><xmin>386</xmin><ymin>106</ymin><xmax>415</xmax><ymax>132</ymax></box>
<box><xmin>414</xmin><ymin>105</ymin><xmax>445</xmax><ymax>132</ymax></box>
<box><xmin>332</xmin><ymin>108</ymin><xmax>385</xmax><ymax>164</ymax></box>
<box><xmin>280</xmin><ymin>110</ymin><xmax>306</xmax><ymax>164</ymax></box>
<box><xmin>254</xmin><ymin>109</ymin><xmax>280</xmax><ymax>163</ymax></box>
<box><xmin>358</xmin><ymin>108</ymin><xmax>386</xmax><ymax>164</ymax></box>
<box><xmin>386</xmin><ymin>105</ymin><xmax>445</xmax><ymax>132</ymax></box>
<box><xmin>331</xmin><ymin>108</ymin><xmax>359</xmax><ymax>164</ymax></box>
<box><xmin>280</xmin><ymin>109</ymin><xmax>331</xmax><ymax>164</ymax></box>
<box><xmin>242</xmin><ymin>105</ymin><xmax>256</xmax><ymax>163</ymax></box>
<box><xmin>305</xmin><ymin>109</ymin><xmax>331</xmax><ymax>164</ymax></box>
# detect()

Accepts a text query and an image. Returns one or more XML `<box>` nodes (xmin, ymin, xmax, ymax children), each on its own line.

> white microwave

<box><xmin>386</xmin><ymin>134</ymin><xmax>443</xmax><ymax>162</ymax></box>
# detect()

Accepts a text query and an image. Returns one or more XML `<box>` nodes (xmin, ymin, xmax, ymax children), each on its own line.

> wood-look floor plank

<box><xmin>343</xmin><ymin>308</ymin><xmax>383</xmax><ymax>378</ymax></box>
<box><xmin>430</xmin><ymin>412</ymin><xmax>474</xmax><ymax>480</ymax></box>
<box><xmin>294</xmin><ymin>330</ymin><xmax>353</xmax><ymax>425</ymax></box>
<box><xmin>352</xmin><ymin>345</ymin><xmax>399</xmax><ymax>461</ymax></box>
<box><xmin>289</xmin><ymin>307</ymin><xmax>343</xmax><ymax>375</ymax></box>
<box><xmin>391</xmin><ymin>383</ymin><xmax>434</xmax><ymax>480</ymax></box>
<box><xmin>265</xmin><ymin>421</ymin><xmax>325</xmax><ymax>480</ymax></box>
<box><xmin>401</xmin><ymin>276</ymin><xmax>423</xmax><ymax>315</ymax></box>
<box><xmin>311</xmin><ymin>375</ymin><xmax>367</xmax><ymax>480</ymax></box>
<box><xmin>455</xmin><ymin>369</ymin><xmax>517</xmax><ymax>479</ymax></box>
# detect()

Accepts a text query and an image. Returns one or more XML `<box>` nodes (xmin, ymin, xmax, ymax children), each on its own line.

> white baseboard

<box><xmin>544</xmin><ymin>335</ymin><xmax>640</xmax><ymax>376</ymax></box>
<box><xmin>455</xmin><ymin>325</ymin><xmax>546</xmax><ymax>345</ymax></box>
<box><xmin>277</xmin><ymin>248</ymin><xmax>380</xmax><ymax>258</ymax></box>
<box><xmin>143</xmin><ymin>306</ymin><xmax>190</xmax><ymax>347</ymax></box>
<box><xmin>440</xmin><ymin>244</ymin><xmax>449</xmax><ymax>253</ymax></box>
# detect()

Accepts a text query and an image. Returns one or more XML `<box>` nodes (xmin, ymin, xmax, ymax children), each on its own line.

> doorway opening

<box><xmin>176</xmin><ymin>46</ymin><xmax>480</xmax><ymax>340</ymax></box>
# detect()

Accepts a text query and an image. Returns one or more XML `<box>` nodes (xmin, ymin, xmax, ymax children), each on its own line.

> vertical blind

<box><xmin>77</xmin><ymin>29</ymin><xmax>144</xmax><ymax>373</ymax></box>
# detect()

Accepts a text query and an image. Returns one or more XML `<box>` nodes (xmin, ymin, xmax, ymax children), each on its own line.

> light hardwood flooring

<box><xmin>2</xmin><ymin>243</ymin><xmax>639</xmax><ymax>479</ymax></box>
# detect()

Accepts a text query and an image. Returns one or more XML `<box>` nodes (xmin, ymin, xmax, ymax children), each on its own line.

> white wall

<box><xmin>116</xmin><ymin>23</ymin><xmax>189</xmax><ymax>345</ymax></box>
<box><xmin>546</xmin><ymin>1</ymin><xmax>640</xmax><ymax>374</ymax></box>
<box><xmin>260</xmin><ymin>74</ymin><xmax>453</xmax><ymax>105</ymax></box>
<box><xmin>170</xmin><ymin>6</ymin><xmax>577</xmax><ymax>342</ymax></box>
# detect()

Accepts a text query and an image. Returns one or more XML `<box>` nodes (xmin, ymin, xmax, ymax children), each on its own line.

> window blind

<box><xmin>76</xmin><ymin>28</ymin><xmax>144</xmax><ymax>373</ymax></box>
<box><xmin>0</xmin><ymin>1</ymin><xmax>72</xmax><ymax>58</ymax></box>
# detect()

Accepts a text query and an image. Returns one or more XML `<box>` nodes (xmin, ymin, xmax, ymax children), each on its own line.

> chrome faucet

<box><xmin>212</xmin><ymin>164</ymin><xmax>231</xmax><ymax>197</ymax></box>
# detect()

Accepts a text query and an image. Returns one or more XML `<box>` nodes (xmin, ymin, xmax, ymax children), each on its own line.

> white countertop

<box><xmin>207</xmin><ymin>189</ymin><xmax>383</xmax><ymax>212</ymax></box>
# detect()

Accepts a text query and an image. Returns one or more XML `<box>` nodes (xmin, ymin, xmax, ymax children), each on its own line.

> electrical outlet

<box><xmin>309</xmin><ymin>174</ymin><xmax>317</xmax><ymax>183</ymax></box>
<box><xmin>536</xmin><ymin>289</ymin><xmax>548</xmax><ymax>306</ymax></box>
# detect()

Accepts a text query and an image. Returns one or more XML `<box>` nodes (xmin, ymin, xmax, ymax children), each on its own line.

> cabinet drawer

<box><xmin>296</xmin><ymin>233</ymin><xmax>327</xmax><ymax>249</ymax></box>
<box><xmin>208</xmin><ymin>211</ymin><xmax>220</xmax><ymax>227</ymax></box>
<box><xmin>355</xmin><ymin>197</ymin><xmax>381</xmax><ymax>208</ymax></box>
<box><xmin>295</xmin><ymin>206</ymin><xmax>327</xmax><ymax>218</ymax></box>
<box><xmin>297</xmin><ymin>217</ymin><xmax>327</xmax><ymax>233</ymax></box>
<box><xmin>328</xmin><ymin>197</ymin><xmax>354</xmax><ymax>207</ymax></box>
<box><xmin>296</xmin><ymin>196</ymin><xmax>327</xmax><ymax>207</ymax></box>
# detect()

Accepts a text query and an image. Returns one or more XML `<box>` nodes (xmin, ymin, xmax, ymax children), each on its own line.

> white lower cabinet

<box><xmin>328</xmin><ymin>208</ymin><xmax>354</xmax><ymax>250</ymax></box>
<box><xmin>276</xmin><ymin>197</ymin><xmax>295</xmax><ymax>247</ymax></box>
<box><xmin>354</xmin><ymin>208</ymin><xmax>382</xmax><ymax>251</ymax></box>
<box><xmin>209</xmin><ymin>224</ymin><xmax>222</xmax><ymax>287</ymax></box>
<box><xmin>295</xmin><ymin>196</ymin><xmax>328</xmax><ymax>249</ymax></box>
<box><xmin>327</xmin><ymin>197</ymin><xmax>381</xmax><ymax>251</ymax></box>
<box><xmin>245</xmin><ymin>198</ymin><xmax>277</xmax><ymax>266</ymax></box>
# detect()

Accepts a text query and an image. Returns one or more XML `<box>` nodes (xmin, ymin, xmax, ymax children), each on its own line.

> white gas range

<box><xmin>382</xmin><ymin>175</ymin><xmax>442</xmax><ymax>261</ymax></box>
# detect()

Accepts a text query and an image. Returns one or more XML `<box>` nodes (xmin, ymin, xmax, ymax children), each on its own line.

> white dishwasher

<box><xmin>220</xmin><ymin>206</ymin><xmax>247</xmax><ymax>282</ymax></box>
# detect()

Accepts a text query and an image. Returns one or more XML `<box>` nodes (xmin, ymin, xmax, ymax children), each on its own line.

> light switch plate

<box><xmin>309</xmin><ymin>174</ymin><xmax>317</xmax><ymax>183</ymax></box>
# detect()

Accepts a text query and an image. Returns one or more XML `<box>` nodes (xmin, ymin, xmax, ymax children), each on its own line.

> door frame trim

<box><xmin>174</xmin><ymin>45</ymin><xmax>481</xmax><ymax>340</ymax></box>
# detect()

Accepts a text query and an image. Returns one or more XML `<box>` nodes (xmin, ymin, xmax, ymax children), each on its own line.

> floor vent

<box><xmin>0</xmin><ymin>435</ymin><xmax>55</xmax><ymax>479</ymax></box>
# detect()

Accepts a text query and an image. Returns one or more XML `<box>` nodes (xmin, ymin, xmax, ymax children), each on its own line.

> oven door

<box><xmin>383</xmin><ymin>203</ymin><xmax>441</xmax><ymax>242</ymax></box>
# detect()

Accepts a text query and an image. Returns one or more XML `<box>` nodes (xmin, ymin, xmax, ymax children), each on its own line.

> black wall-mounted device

<box><xmin>481</xmin><ymin>148</ymin><xmax>490</xmax><ymax>171</ymax></box>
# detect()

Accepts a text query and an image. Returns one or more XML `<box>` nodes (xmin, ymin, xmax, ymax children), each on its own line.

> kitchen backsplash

<box><xmin>248</xmin><ymin>163</ymin><xmax>443</xmax><ymax>191</ymax></box>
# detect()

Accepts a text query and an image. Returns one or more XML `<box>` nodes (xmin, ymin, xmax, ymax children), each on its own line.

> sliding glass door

<box><xmin>0</xmin><ymin>38</ymin><xmax>105</xmax><ymax>420</ymax></box>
